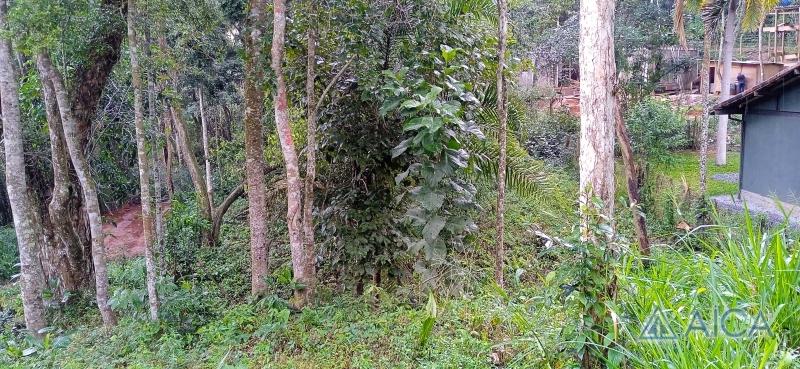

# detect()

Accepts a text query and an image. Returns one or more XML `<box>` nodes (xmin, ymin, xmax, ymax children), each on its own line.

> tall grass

<box><xmin>617</xmin><ymin>211</ymin><xmax>799</xmax><ymax>368</ymax></box>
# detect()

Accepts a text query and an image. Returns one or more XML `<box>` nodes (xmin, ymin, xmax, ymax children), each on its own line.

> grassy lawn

<box><xmin>654</xmin><ymin>151</ymin><xmax>740</xmax><ymax>197</ymax></box>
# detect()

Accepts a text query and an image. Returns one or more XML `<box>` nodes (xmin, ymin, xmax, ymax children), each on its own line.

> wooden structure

<box><xmin>714</xmin><ymin>63</ymin><xmax>800</xmax><ymax>206</ymax></box>
<box><xmin>760</xmin><ymin>5</ymin><xmax>800</xmax><ymax>63</ymax></box>
<box><xmin>709</xmin><ymin>60</ymin><xmax>785</xmax><ymax>94</ymax></box>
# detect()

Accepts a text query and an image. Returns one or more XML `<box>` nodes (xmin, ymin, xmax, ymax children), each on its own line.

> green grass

<box><xmin>655</xmin><ymin>151</ymin><xmax>741</xmax><ymax>197</ymax></box>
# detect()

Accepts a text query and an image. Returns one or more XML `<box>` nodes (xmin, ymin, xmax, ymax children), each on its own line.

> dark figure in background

<box><xmin>736</xmin><ymin>72</ymin><xmax>746</xmax><ymax>94</ymax></box>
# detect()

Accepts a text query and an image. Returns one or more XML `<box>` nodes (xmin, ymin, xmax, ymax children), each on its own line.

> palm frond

<box><xmin>444</xmin><ymin>0</ymin><xmax>496</xmax><ymax>23</ymax></box>
<box><xmin>700</xmin><ymin>0</ymin><xmax>726</xmax><ymax>33</ymax></box>
<box><xmin>741</xmin><ymin>0</ymin><xmax>780</xmax><ymax>31</ymax></box>
<box><xmin>465</xmin><ymin>87</ymin><xmax>553</xmax><ymax>199</ymax></box>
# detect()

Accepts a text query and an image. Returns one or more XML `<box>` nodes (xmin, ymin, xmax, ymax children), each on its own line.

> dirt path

<box><xmin>103</xmin><ymin>203</ymin><xmax>167</xmax><ymax>260</ymax></box>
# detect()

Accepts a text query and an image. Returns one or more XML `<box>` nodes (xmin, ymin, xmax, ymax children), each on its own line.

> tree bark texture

<box><xmin>699</xmin><ymin>33</ymin><xmax>712</xmax><ymax>196</ymax></box>
<box><xmin>303</xmin><ymin>0</ymin><xmax>318</xmax><ymax>295</ymax></box>
<box><xmin>613</xmin><ymin>99</ymin><xmax>650</xmax><ymax>255</ymax></box>
<box><xmin>36</xmin><ymin>60</ymin><xmax>84</xmax><ymax>292</ymax></box>
<box><xmin>0</xmin><ymin>0</ymin><xmax>48</xmax><ymax>334</ymax></box>
<box><xmin>579</xmin><ymin>0</ymin><xmax>617</xmax><ymax>223</ymax></box>
<box><xmin>495</xmin><ymin>0</ymin><xmax>508</xmax><ymax>288</ymax></box>
<box><xmin>127</xmin><ymin>0</ymin><xmax>159</xmax><ymax>320</ymax></box>
<box><xmin>170</xmin><ymin>105</ymin><xmax>213</xmax><ymax>231</ymax></box>
<box><xmin>244</xmin><ymin>0</ymin><xmax>270</xmax><ymax>295</ymax></box>
<box><xmin>716</xmin><ymin>0</ymin><xmax>738</xmax><ymax>166</ymax></box>
<box><xmin>38</xmin><ymin>53</ymin><xmax>117</xmax><ymax>327</ymax></box>
<box><xmin>73</xmin><ymin>0</ymin><xmax>127</xmax><ymax>148</ymax></box>
<box><xmin>272</xmin><ymin>0</ymin><xmax>314</xmax><ymax>307</ymax></box>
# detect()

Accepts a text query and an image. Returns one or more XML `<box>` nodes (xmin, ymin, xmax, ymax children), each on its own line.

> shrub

<box><xmin>625</xmin><ymin>97</ymin><xmax>690</xmax><ymax>166</ymax></box>
<box><xmin>523</xmin><ymin>109</ymin><xmax>579</xmax><ymax>168</ymax></box>
<box><xmin>0</xmin><ymin>228</ymin><xmax>18</xmax><ymax>281</ymax></box>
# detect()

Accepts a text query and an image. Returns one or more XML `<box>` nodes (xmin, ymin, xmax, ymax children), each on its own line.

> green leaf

<box><xmin>391</xmin><ymin>137</ymin><xmax>414</xmax><ymax>158</ymax></box>
<box><xmin>422</xmin><ymin>215</ymin><xmax>447</xmax><ymax>243</ymax></box>
<box><xmin>401</xmin><ymin>99</ymin><xmax>424</xmax><ymax>109</ymax></box>
<box><xmin>440</xmin><ymin>44</ymin><xmax>457</xmax><ymax>64</ymax></box>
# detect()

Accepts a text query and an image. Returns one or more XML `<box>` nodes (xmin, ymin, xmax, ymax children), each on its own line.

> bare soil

<box><xmin>103</xmin><ymin>203</ymin><xmax>167</xmax><ymax>260</ymax></box>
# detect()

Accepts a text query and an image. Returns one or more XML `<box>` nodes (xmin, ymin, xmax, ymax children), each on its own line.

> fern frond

<box><xmin>465</xmin><ymin>87</ymin><xmax>553</xmax><ymax>198</ymax></box>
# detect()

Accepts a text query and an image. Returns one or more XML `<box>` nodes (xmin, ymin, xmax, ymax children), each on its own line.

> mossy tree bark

<box><xmin>0</xmin><ymin>0</ymin><xmax>47</xmax><ymax>335</ymax></box>
<box><xmin>244</xmin><ymin>0</ymin><xmax>270</xmax><ymax>295</ymax></box>
<box><xmin>38</xmin><ymin>53</ymin><xmax>117</xmax><ymax>327</ymax></box>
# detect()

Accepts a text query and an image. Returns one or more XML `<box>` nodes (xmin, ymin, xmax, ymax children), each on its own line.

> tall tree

<box><xmin>243</xmin><ymin>0</ymin><xmax>270</xmax><ymax>295</ymax></box>
<box><xmin>127</xmin><ymin>0</ymin><xmax>159</xmax><ymax>320</ymax></box>
<box><xmin>578</xmin><ymin>0</ymin><xmax>616</xmax><ymax>221</ymax></box>
<box><xmin>494</xmin><ymin>0</ymin><xmax>508</xmax><ymax>288</ymax></box>
<box><xmin>272</xmin><ymin>0</ymin><xmax>314</xmax><ymax>306</ymax></box>
<box><xmin>716</xmin><ymin>0</ymin><xmax>739</xmax><ymax>165</ymax></box>
<box><xmin>0</xmin><ymin>0</ymin><xmax>47</xmax><ymax>335</ymax></box>
<box><xmin>37</xmin><ymin>59</ymin><xmax>82</xmax><ymax>293</ymax></box>
<box><xmin>303</xmin><ymin>0</ymin><xmax>318</xmax><ymax>286</ymax></box>
<box><xmin>699</xmin><ymin>29</ymin><xmax>713</xmax><ymax>196</ymax></box>
<box><xmin>38</xmin><ymin>53</ymin><xmax>117</xmax><ymax>327</ymax></box>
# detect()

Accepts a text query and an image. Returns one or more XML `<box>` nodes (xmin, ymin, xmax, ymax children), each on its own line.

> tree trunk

<box><xmin>163</xmin><ymin>107</ymin><xmax>175</xmax><ymax>201</ymax></box>
<box><xmin>0</xmin><ymin>0</ymin><xmax>48</xmax><ymax>335</ymax></box>
<box><xmin>36</xmin><ymin>59</ymin><xmax>83</xmax><ymax>293</ymax></box>
<box><xmin>243</xmin><ymin>0</ymin><xmax>269</xmax><ymax>295</ymax></box>
<box><xmin>272</xmin><ymin>0</ymin><xmax>314</xmax><ymax>307</ymax></box>
<box><xmin>699</xmin><ymin>32</ymin><xmax>712</xmax><ymax>196</ymax></box>
<box><xmin>73</xmin><ymin>0</ymin><xmax>127</xmax><ymax>147</ymax></box>
<box><xmin>579</xmin><ymin>0</ymin><xmax>617</xmax><ymax>224</ymax></box>
<box><xmin>717</xmin><ymin>0</ymin><xmax>738</xmax><ymax>166</ymax></box>
<box><xmin>494</xmin><ymin>0</ymin><xmax>508</xmax><ymax>288</ymax></box>
<box><xmin>197</xmin><ymin>88</ymin><xmax>213</xmax><ymax>205</ymax></box>
<box><xmin>38</xmin><ymin>53</ymin><xmax>116</xmax><ymax>327</ymax></box>
<box><xmin>146</xmin><ymin>38</ymin><xmax>165</xmax><ymax>268</ymax></box>
<box><xmin>614</xmin><ymin>98</ymin><xmax>650</xmax><ymax>256</ymax></box>
<box><xmin>170</xmin><ymin>105</ymin><xmax>213</xmax><ymax>232</ymax></box>
<box><xmin>303</xmin><ymin>0</ymin><xmax>318</xmax><ymax>295</ymax></box>
<box><xmin>127</xmin><ymin>0</ymin><xmax>159</xmax><ymax>321</ymax></box>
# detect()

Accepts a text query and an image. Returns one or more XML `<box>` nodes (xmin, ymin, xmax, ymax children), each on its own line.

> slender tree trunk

<box><xmin>170</xmin><ymin>105</ymin><xmax>213</xmax><ymax>231</ymax></box>
<box><xmin>272</xmin><ymin>0</ymin><xmax>313</xmax><ymax>307</ymax></box>
<box><xmin>38</xmin><ymin>53</ymin><xmax>116</xmax><ymax>327</ymax></box>
<box><xmin>146</xmin><ymin>39</ymin><xmax>165</xmax><ymax>266</ymax></box>
<box><xmin>163</xmin><ymin>107</ymin><xmax>175</xmax><ymax>201</ymax></box>
<box><xmin>579</xmin><ymin>0</ymin><xmax>617</xmax><ymax>223</ymax></box>
<box><xmin>614</xmin><ymin>98</ymin><xmax>650</xmax><ymax>255</ymax></box>
<box><xmin>494</xmin><ymin>0</ymin><xmax>508</xmax><ymax>288</ymax></box>
<box><xmin>243</xmin><ymin>0</ymin><xmax>270</xmax><ymax>295</ymax></box>
<box><xmin>127</xmin><ymin>0</ymin><xmax>159</xmax><ymax>321</ymax></box>
<box><xmin>0</xmin><ymin>0</ymin><xmax>47</xmax><ymax>335</ymax></box>
<box><xmin>699</xmin><ymin>32</ymin><xmax>712</xmax><ymax>196</ymax></box>
<box><xmin>197</xmin><ymin>88</ymin><xmax>213</xmax><ymax>205</ymax></box>
<box><xmin>717</xmin><ymin>0</ymin><xmax>738</xmax><ymax>166</ymax></box>
<box><xmin>303</xmin><ymin>0</ymin><xmax>318</xmax><ymax>294</ymax></box>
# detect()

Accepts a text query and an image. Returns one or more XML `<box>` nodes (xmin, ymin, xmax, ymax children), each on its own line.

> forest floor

<box><xmin>103</xmin><ymin>203</ymin><xmax>168</xmax><ymax>260</ymax></box>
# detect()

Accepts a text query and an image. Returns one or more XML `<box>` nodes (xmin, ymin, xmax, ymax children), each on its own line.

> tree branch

<box><xmin>314</xmin><ymin>57</ymin><xmax>355</xmax><ymax>115</ymax></box>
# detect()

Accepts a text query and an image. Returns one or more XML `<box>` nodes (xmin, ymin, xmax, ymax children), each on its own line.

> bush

<box><xmin>523</xmin><ymin>109</ymin><xmax>579</xmax><ymax>168</ymax></box>
<box><xmin>625</xmin><ymin>97</ymin><xmax>690</xmax><ymax>166</ymax></box>
<box><xmin>0</xmin><ymin>228</ymin><xmax>18</xmax><ymax>282</ymax></box>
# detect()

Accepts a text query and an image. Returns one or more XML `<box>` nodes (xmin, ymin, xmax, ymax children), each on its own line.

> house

<box><xmin>709</xmin><ymin>61</ymin><xmax>786</xmax><ymax>95</ymax></box>
<box><xmin>714</xmin><ymin>63</ymin><xmax>800</xmax><ymax>208</ymax></box>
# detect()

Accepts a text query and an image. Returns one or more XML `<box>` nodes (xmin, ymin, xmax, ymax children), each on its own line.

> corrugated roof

<box><xmin>713</xmin><ymin>62</ymin><xmax>800</xmax><ymax>114</ymax></box>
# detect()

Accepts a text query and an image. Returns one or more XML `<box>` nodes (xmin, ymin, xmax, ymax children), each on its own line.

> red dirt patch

<box><xmin>103</xmin><ymin>203</ymin><xmax>168</xmax><ymax>260</ymax></box>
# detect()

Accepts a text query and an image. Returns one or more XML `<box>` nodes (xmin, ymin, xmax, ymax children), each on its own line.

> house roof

<box><xmin>713</xmin><ymin>63</ymin><xmax>800</xmax><ymax>115</ymax></box>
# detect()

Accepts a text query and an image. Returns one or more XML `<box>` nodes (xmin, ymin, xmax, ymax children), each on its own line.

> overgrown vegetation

<box><xmin>2</xmin><ymin>0</ymin><xmax>799</xmax><ymax>368</ymax></box>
